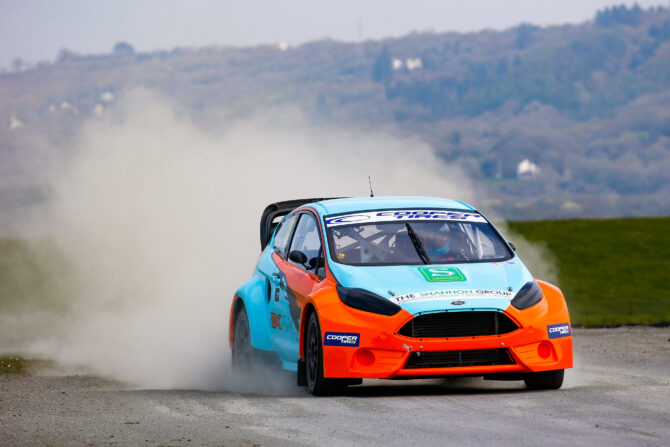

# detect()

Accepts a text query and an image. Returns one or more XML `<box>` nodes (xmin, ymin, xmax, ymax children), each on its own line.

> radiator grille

<box><xmin>397</xmin><ymin>311</ymin><xmax>518</xmax><ymax>338</ymax></box>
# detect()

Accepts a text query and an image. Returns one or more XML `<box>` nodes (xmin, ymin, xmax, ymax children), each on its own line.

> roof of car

<box><xmin>309</xmin><ymin>196</ymin><xmax>475</xmax><ymax>215</ymax></box>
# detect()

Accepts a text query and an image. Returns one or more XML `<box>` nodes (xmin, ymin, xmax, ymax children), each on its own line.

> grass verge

<box><xmin>508</xmin><ymin>216</ymin><xmax>670</xmax><ymax>326</ymax></box>
<box><xmin>0</xmin><ymin>356</ymin><xmax>29</xmax><ymax>375</ymax></box>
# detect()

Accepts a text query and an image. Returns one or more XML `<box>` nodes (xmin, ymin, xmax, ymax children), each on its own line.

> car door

<box><xmin>262</xmin><ymin>213</ymin><xmax>298</xmax><ymax>359</ymax></box>
<box><xmin>270</xmin><ymin>212</ymin><xmax>326</xmax><ymax>362</ymax></box>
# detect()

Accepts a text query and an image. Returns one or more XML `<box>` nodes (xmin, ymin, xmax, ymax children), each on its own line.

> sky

<box><xmin>1</xmin><ymin>0</ymin><xmax>667</xmax><ymax>69</ymax></box>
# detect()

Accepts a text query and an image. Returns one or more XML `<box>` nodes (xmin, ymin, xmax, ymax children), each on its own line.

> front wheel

<box><xmin>305</xmin><ymin>312</ymin><xmax>348</xmax><ymax>396</ymax></box>
<box><xmin>524</xmin><ymin>369</ymin><xmax>564</xmax><ymax>390</ymax></box>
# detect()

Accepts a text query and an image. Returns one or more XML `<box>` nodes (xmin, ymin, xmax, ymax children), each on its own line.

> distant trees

<box><xmin>628</xmin><ymin>20</ymin><xmax>670</xmax><ymax>69</ymax></box>
<box><xmin>372</xmin><ymin>44</ymin><xmax>392</xmax><ymax>85</ymax></box>
<box><xmin>112</xmin><ymin>42</ymin><xmax>135</xmax><ymax>57</ymax></box>
<box><xmin>386</xmin><ymin>22</ymin><xmax>647</xmax><ymax>118</ymax></box>
<box><xmin>649</xmin><ymin>21</ymin><xmax>670</xmax><ymax>39</ymax></box>
<box><xmin>515</xmin><ymin>24</ymin><xmax>538</xmax><ymax>50</ymax></box>
<box><xmin>595</xmin><ymin>4</ymin><xmax>643</xmax><ymax>27</ymax></box>
<box><xmin>56</xmin><ymin>48</ymin><xmax>78</xmax><ymax>63</ymax></box>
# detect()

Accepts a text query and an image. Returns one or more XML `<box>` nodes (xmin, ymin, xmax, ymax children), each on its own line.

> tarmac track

<box><xmin>1</xmin><ymin>327</ymin><xmax>669</xmax><ymax>447</ymax></box>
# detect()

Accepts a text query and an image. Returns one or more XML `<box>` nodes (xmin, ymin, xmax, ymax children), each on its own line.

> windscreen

<box><xmin>325</xmin><ymin>209</ymin><xmax>512</xmax><ymax>266</ymax></box>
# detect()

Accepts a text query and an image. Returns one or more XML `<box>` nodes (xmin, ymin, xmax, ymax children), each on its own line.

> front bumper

<box><xmin>317</xmin><ymin>282</ymin><xmax>573</xmax><ymax>379</ymax></box>
<box><xmin>323</xmin><ymin>324</ymin><xmax>572</xmax><ymax>378</ymax></box>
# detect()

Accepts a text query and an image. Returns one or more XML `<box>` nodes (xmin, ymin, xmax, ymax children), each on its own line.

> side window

<box><xmin>288</xmin><ymin>214</ymin><xmax>324</xmax><ymax>276</ymax></box>
<box><xmin>272</xmin><ymin>214</ymin><xmax>298</xmax><ymax>259</ymax></box>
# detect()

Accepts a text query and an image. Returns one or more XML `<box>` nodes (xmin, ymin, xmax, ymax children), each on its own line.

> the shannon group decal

<box><xmin>325</xmin><ymin>210</ymin><xmax>486</xmax><ymax>227</ymax></box>
<box><xmin>547</xmin><ymin>323</ymin><xmax>571</xmax><ymax>339</ymax></box>
<box><xmin>418</xmin><ymin>266</ymin><xmax>466</xmax><ymax>282</ymax></box>
<box><xmin>389</xmin><ymin>288</ymin><xmax>513</xmax><ymax>305</ymax></box>
<box><xmin>324</xmin><ymin>332</ymin><xmax>360</xmax><ymax>347</ymax></box>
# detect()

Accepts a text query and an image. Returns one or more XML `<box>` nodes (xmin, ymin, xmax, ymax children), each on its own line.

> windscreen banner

<box><xmin>325</xmin><ymin>210</ymin><xmax>487</xmax><ymax>227</ymax></box>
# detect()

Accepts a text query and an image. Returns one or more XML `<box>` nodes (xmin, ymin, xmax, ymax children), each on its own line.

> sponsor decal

<box><xmin>451</xmin><ymin>300</ymin><xmax>466</xmax><ymax>305</ymax></box>
<box><xmin>402</xmin><ymin>344</ymin><xmax>413</xmax><ymax>351</ymax></box>
<box><xmin>325</xmin><ymin>214</ymin><xmax>371</xmax><ymax>225</ymax></box>
<box><xmin>547</xmin><ymin>323</ymin><xmax>571</xmax><ymax>338</ymax></box>
<box><xmin>389</xmin><ymin>288</ymin><xmax>514</xmax><ymax>305</ymax></box>
<box><xmin>325</xmin><ymin>210</ymin><xmax>486</xmax><ymax>227</ymax></box>
<box><xmin>418</xmin><ymin>266</ymin><xmax>466</xmax><ymax>282</ymax></box>
<box><xmin>324</xmin><ymin>332</ymin><xmax>360</xmax><ymax>347</ymax></box>
<box><xmin>270</xmin><ymin>312</ymin><xmax>282</xmax><ymax>330</ymax></box>
<box><xmin>270</xmin><ymin>312</ymin><xmax>296</xmax><ymax>333</ymax></box>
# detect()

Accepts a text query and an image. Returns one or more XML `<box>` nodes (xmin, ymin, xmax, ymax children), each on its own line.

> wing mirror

<box><xmin>509</xmin><ymin>242</ymin><xmax>517</xmax><ymax>251</ymax></box>
<box><xmin>288</xmin><ymin>250</ymin><xmax>308</xmax><ymax>265</ymax></box>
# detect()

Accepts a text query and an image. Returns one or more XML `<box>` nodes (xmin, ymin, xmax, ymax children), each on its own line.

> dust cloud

<box><xmin>2</xmin><ymin>88</ymin><xmax>556</xmax><ymax>390</ymax></box>
<box><xmin>495</xmin><ymin>222</ymin><xmax>559</xmax><ymax>285</ymax></box>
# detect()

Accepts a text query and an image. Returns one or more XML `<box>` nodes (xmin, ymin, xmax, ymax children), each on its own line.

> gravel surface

<box><xmin>1</xmin><ymin>327</ymin><xmax>669</xmax><ymax>447</ymax></box>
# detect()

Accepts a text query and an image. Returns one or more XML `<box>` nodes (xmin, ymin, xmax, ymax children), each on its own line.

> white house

<box><xmin>406</xmin><ymin>58</ymin><xmax>423</xmax><ymax>70</ymax></box>
<box><xmin>517</xmin><ymin>159</ymin><xmax>540</xmax><ymax>179</ymax></box>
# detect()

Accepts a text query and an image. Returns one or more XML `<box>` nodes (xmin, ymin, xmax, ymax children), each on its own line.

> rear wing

<box><xmin>259</xmin><ymin>198</ymin><xmax>343</xmax><ymax>250</ymax></box>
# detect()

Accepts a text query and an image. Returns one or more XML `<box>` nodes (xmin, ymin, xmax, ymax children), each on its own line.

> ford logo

<box><xmin>451</xmin><ymin>300</ymin><xmax>466</xmax><ymax>305</ymax></box>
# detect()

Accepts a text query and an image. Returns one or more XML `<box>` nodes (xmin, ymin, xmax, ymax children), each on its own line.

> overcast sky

<box><xmin>1</xmin><ymin>0</ymin><xmax>667</xmax><ymax>69</ymax></box>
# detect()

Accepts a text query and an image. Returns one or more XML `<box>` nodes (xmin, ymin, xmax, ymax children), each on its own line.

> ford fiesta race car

<box><xmin>229</xmin><ymin>197</ymin><xmax>572</xmax><ymax>395</ymax></box>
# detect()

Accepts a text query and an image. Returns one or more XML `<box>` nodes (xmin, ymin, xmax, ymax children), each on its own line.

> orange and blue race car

<box><xmin>229</xmin><ymin>196</ymin><xmax>572</xmax><ymax>395</ymax></box>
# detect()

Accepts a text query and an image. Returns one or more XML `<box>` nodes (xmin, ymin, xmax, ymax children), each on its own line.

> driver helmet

<box><xmin>419</xmin><ymin>222</ymin><xmax>451</xmax><ymax>256</ymax></box>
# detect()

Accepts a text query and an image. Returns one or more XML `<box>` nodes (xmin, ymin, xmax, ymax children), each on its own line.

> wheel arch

<box><xmin>299</xmin><ymin>301</ymin><xmax>317</xmax><ymax>360</ymax></box>
<box><xmin>229</xmin><ymin>277</ymin><xmax>275</xmax><ymax>351</ymax></box>
<box><xmin>537</xmin><ymin>279</ymin><xmax>571</xmax><ymax>319</ymax></box>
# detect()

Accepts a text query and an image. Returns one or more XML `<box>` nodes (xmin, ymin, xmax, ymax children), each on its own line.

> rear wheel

<box><xmin>305</xmin><ymin>312</ymin><xmax>348</xmax><ymax>396</ymax></box>
<box><xmin>524</xmin><ymin>369</ymin><xmax>564</xmax><ymax>390</ymax></box>
<box><xmin>232</xmin><ymin>305</ymin><xmax>252</xmax><ymax>374</ymax></box>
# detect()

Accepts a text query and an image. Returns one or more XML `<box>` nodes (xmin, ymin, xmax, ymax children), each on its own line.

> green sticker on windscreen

<box><xmin>418</xmin><ymin>266</ymin><xmax>466</xmax><ymax>282</ymax></box>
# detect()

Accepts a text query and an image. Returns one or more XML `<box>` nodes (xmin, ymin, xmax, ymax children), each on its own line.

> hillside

<box><xmin>1</xmin><ymin>5</ymin><xmax>669</xmax><ymax>220</ymax></box>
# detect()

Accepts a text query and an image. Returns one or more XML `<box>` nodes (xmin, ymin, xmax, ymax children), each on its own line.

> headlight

<box><xmin>336</xmin><ymin>285</ymin><xmax>402</xmax><ymax>316</ymax></box>
<box><xmin>511</xmin><ymin>280</ymin><xmax>543</xmax><ymax>310</ymax></box>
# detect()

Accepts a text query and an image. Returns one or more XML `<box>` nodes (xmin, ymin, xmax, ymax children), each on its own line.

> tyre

<box><xmin>232</xmin><ymin>305</ymin><xmax>252</xmax><ymax>374</ymax></box>
<box><xmin>305</xmin><ymin>312</ymin><xmax>348</xmax><ymax>396</ymax></box>
<box><xmin>523</xmin><ymin>369</ymin><xmax>564</xmax><ymax>390</ymax></box>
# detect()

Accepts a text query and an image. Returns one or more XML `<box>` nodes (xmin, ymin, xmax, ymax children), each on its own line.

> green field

<box><xmin>509</xmin><ymin>217</ymin><xmax>670</xmax><ymax>326</ymax></box>
<box><xmin>1</xmin><ymin>217</ymin><xmax>668</xmax><ymax>327</ymax></box>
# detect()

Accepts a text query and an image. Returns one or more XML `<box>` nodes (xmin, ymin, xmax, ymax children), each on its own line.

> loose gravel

<box><xmin>1</xmin><ymin>326</ymin><xmax>668</xmax><ymax>447</ymax></box>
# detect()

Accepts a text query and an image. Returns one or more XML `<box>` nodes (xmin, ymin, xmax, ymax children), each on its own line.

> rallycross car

<box><xmin>229</xmin><ymin>197</ymin><xmax>572</xmax><ymax>395</ymax></box>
